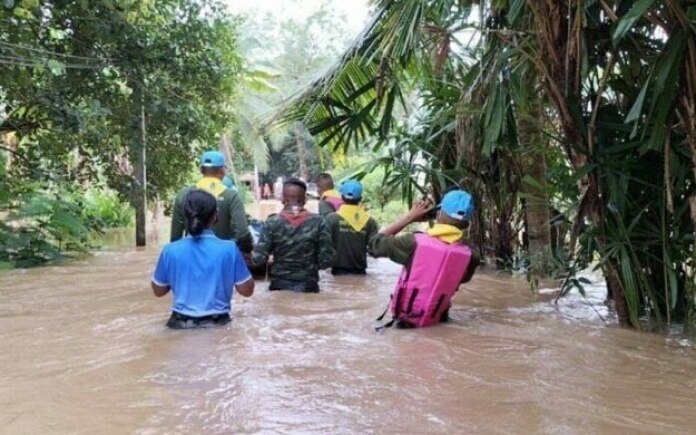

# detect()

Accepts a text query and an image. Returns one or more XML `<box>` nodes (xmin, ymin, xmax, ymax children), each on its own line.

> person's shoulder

<box><xmin>162</xmin><ymin>237</ymin><xmax>190</xmax><ymax>254</ymax></box>
<box><xmin>397</xmin><ymin>232</ymin><xmax>418</xmax><ymax>244</ymax></box>
<box><xmin>305</xmin><ymin>212</ymin><xmax>324</xmax><ymax>224</ymax></box>
<box><xmin>264</xmin><ymin>213</ymin><xmax>281</xmax><ymax>224</ymax></box>
<box><xmin>221</xmin><ymin>185</ymin><xmax>241</xmax><ymax>198</ymax></box>
<box><xmin>211</xmin><ymin>237</ymin><xmax>243</xmax><ymax>254</ymax></box>
<box><xmin>174</xmin><ymin>185</ymin><xmax>193</xmax><ymax>201</ymax></box>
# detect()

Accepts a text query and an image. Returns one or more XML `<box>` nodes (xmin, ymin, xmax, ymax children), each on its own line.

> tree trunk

<box><xmin>131</xmin><ymin>81</ymin><xmax>147</xmax><ymax>247</ymax></box>
<box><xmin>295</xmin><ymin>122</ymin><xmax>308</xmax><ymax>181</ymax></box>
<box><xmin>518</xmin><ymin>99</ymin><xmax>552</xmax><ymax>270</ymax></box>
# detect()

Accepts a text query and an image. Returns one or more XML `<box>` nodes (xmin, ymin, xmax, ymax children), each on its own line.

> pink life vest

<box><xmin>387</xmin><ymin>233</ymin><xmax>472</xmax><ymax>328</ymax></box>
<box><xmin>324</xmin><ymin>196</ymin><xmax>344</xmax><ymax>212</ymax></box>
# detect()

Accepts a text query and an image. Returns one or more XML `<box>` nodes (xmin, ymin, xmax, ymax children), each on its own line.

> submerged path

<box><xmin>1</xmin><ymin>234</ymin><xmax>695</xmax><ymax>434</ymax></box>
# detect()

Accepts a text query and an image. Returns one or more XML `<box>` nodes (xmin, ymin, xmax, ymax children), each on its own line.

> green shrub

<box><xmin>0</xmin><ymin>187</ymin><xmax>96</xmax><ymax>267</ymax></box>
<box><xmin>81</xmin><ymin>190</ymin><xmax>134</xmax><ymax>228</ymax></box>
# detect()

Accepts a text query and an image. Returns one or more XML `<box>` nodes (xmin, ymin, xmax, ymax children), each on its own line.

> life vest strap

<box><xmin>431</xmin><ymin>294</ymin><xmax>446</xmax><ymax>319</ymax></box>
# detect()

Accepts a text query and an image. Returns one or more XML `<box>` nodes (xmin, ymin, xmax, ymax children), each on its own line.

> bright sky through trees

<box><xmin>224</xmin><ymin>0</ymin><xmax>370</xmax><ymax>36</ymax></box>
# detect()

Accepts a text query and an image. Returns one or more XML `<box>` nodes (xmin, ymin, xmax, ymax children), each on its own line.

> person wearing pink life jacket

<box><xmin>316</xmin><ymin>172</ymin><xmax>344</xmax><ymax>217</ymax></box>
<box><xmin>369</xmin><ymin>189</ymin><xmax>480</xmax><ymax>328</ymax></box>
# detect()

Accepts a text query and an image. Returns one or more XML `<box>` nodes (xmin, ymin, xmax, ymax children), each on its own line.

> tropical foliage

<box><xmin>1</xmin><ymin>0</ymin><xmax>242</xmax><ymax>262</ymax></box>
<box><xmin>275</xmin><ymin>0</ymin><xmax>696</xmax><ymax>331</ymax></box>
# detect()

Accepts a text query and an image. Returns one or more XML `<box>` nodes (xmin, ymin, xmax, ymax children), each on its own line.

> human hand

<box><xmin>406</xmin><ymin>198</ymin><xmax>434</xmax><ymax>222</ymax></box>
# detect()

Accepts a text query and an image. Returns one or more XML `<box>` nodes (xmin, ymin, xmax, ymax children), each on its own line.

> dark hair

<box><xmin>342</xmin><ymin>196</ymin><xmax>360</xmax><ymax>205</ymax></box>
<box><xmin>283</xmin><ymin>177</ymin><xmax>307</xmax><ymax>192</ymax></box>
<box><xmin>201</xmin><ymin>166</ymin><xmax>224</xmax><ymax>176</ymax></box>
<box><xmin>316</xmin><ymin>173</ymin><xmax>333</xmax><ymax>183</ymax></box>
<box><xmin>184</xmin><ymin>189</ymin><xmax>218</xmax><ymax>237</ymax></box>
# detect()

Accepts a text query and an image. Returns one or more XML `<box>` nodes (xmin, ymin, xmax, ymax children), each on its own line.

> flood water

<box><xmin>1</xmin><ymin>219</ymin><xmax>695</xmax><ymax>434</ymax></box>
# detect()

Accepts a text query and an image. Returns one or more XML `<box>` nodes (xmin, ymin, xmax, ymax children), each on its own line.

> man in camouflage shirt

<box><xmin>251</xmin><ymin>178</ymin><xmax>335</xmax><ymax>292</ymax></box>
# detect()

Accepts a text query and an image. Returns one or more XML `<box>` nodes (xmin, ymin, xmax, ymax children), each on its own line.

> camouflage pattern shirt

<box><xmin>252</xmin><ymin>209</ymin><xmax>335</xmax><ymax>291</ymax></box>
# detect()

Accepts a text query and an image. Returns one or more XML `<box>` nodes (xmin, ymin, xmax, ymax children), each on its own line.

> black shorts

<box><xmin>166</xmin><ymin>312</ymin><xmax>231</xmax><ymax>329</ymax></box>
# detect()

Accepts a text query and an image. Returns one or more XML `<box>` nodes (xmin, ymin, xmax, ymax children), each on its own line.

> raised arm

<box><xmin>379</xmin><ymin>199</ymin><xmax>432</xmax><ymax>236</ymax></box>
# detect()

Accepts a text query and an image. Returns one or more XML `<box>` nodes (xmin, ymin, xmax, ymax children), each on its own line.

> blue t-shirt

<box><xmin>152</xmin><ymin>230</ymin><xmax>252</xmax><ymax>317</ymax></box>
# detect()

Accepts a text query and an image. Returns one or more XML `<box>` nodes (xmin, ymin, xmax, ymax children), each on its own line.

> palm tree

<box><xmin>273</xmin><ymin>0</ymin><xmax>696</xmax><ymax>330</ymax></box>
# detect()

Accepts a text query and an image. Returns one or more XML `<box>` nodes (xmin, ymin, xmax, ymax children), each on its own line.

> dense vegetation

<box><xmin>0</xmin><ymin>0</ymin><xmax>241</xmax><ymax>265</ymax></box>
<box><xmin>277</xmin><ymin>0</ymin><xmax>696</xmax><ymax>331</ymax></box>
<box><xmin>3</xmin><ymin>0</ymin><xmax>694</xmax><ymax>332</ymax></box>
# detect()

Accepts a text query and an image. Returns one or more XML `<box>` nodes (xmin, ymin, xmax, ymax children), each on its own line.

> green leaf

<box><xmin>612</xmin><ymin>0</ymin><xmax>656</xmax><ymax>45</ymax></box>
<box><xmin>624</xmin><ymin>78</ymin><xmax>649</xmax><ymax>125</ymax></box>
<box><xmin>46</xmin><ymin>59</ymin><xmax>66</xmax><ymax>75</ymax></box>
<box><xmin>13</xmin><ymin>6</ymin><xmax>31</xmax><ymax>18</ymax></box>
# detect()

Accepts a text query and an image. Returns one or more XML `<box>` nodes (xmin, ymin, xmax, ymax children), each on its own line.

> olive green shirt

<box><xmin>369</xmin><ymin>232</ymin><xmax>479</xmax><ymax>283</ymax></box>
<box><xmin>170</xmin><ymin>185</ymin><xmax>253</xmax><ymax>253</ymax></box>
<box><xmin>325</xmin><ymin>212</ymin><xmax>379</xmax><ymax>273</ymax></box>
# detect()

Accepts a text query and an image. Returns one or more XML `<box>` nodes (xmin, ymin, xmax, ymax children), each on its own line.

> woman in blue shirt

<box><xmin>151</xmin><ymin>189</ymin><xmax>254</xmax><ymax>329</ymax></box>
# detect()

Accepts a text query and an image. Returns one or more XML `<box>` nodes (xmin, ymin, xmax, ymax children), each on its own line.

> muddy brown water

<box><xmin>1</xmin><ymin>219</ymin><xmax>695</xmax><ymax>434</ymax></box>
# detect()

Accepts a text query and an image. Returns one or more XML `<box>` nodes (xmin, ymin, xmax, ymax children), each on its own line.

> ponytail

<box><xmin>183</xmin><ymin>189</ymin><xmax>217</xmax><ymax>237</ymax></box>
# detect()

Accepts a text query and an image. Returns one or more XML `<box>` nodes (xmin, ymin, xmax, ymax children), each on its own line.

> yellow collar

<box><xmin>426</xmin><ymin>223</ymin><xmax>463</xmax><ymax>244</ymax></box>
<box><xmin>321</xmin><ymin>189</ymin><xmax>341</xmax><ymax>199</ymax></box>
<box><xmin>336</xmin><ymin>204</ymin><xmax>370</xmax><ymax>232</ymax></box>
<box><xmin>195</xmin><ymin>176</ymin><xmax>227</xmax><ymax>197</ymax></box>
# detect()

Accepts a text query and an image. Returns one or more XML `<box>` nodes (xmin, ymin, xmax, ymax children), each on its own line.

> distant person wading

<box><xmin>316</xmin><ymin>172</ymin><xmax>343</xmax><ymax>217</ymax></box>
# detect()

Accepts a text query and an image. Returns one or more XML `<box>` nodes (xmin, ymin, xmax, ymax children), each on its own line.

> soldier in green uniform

<box><xmin>251</xmin><ymin>178</ymin><xmax>335</xmax><ymax>292</ymax></box>
<box><xmin>325</xmin><ymin>180</ymin><xmax>379</xmax><ymax>275</ymax></box>
<box><xmin>170</xmin><ymin>151</ymin><xmax>253</xmax><ymax>254</ymax></box>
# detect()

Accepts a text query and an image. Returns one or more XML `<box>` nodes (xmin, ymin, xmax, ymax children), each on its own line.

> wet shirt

<box><xmin>170</xmin><ymin>178</ymin><xmax>253</xmax><ymax>253</ymax></box>
<box><xmin>152</xmin><ymin>230</ymin><xmax>252</xmax><ymax>317</ymax></box>
<box><xmin>369</xmin><ymin>232</ymin><xmax>479</xmax><ymax>283</ymax></box>
<box><xmin>252</xmin><ymin>210</ymin><xmax>335</xmax><ymax>290</ymax></box>
<box><xmin>325</xmin><ymin>208</ymin><xmax>379</xmax><ymax>273</ymax></box>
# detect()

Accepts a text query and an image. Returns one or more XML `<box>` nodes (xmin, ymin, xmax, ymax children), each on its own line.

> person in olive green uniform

<box><xmin>325</xmin><ymin>180</ymin><xmax>379</xmax><ymax>275</ymax></box>
<box><xmin>369</xmin><ymin>191</ymin><xmax>479</xmax><ymax>292</ymax></box>
<box><xmin>170</xmin><ymin>151</ymin><xmax>253</xmax><ymax>254</ymax></box>
<box><xmin>251</xmin><ymin>178</ymin><xmax>335</xmax><ymax>292</ymax></box>
<box><xmin>316</xmin><ymin>173</ymin><xmax>343</xmax><ymax>217</ymax></box>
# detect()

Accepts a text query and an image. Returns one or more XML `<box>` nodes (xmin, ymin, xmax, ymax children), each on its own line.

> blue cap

<box><xmin>200</xmin><ymin>151</ymin><xmax>225</xmax><ymax>168</ymax></box>
<box><xmin>440</xmin><ymin>190</ymin><xmax>474</xmax><ymax>221</ymax></box>
<box><xmin>340</xmin><ymin>180</ymin><xmax>363</xmax><ymax>200</ymax></box>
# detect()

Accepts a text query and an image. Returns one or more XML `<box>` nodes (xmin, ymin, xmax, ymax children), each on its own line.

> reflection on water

<box><xmin>1</xmin><ymin>223</ymin><xmax>695</xmax><ymax>434</ymax></box>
